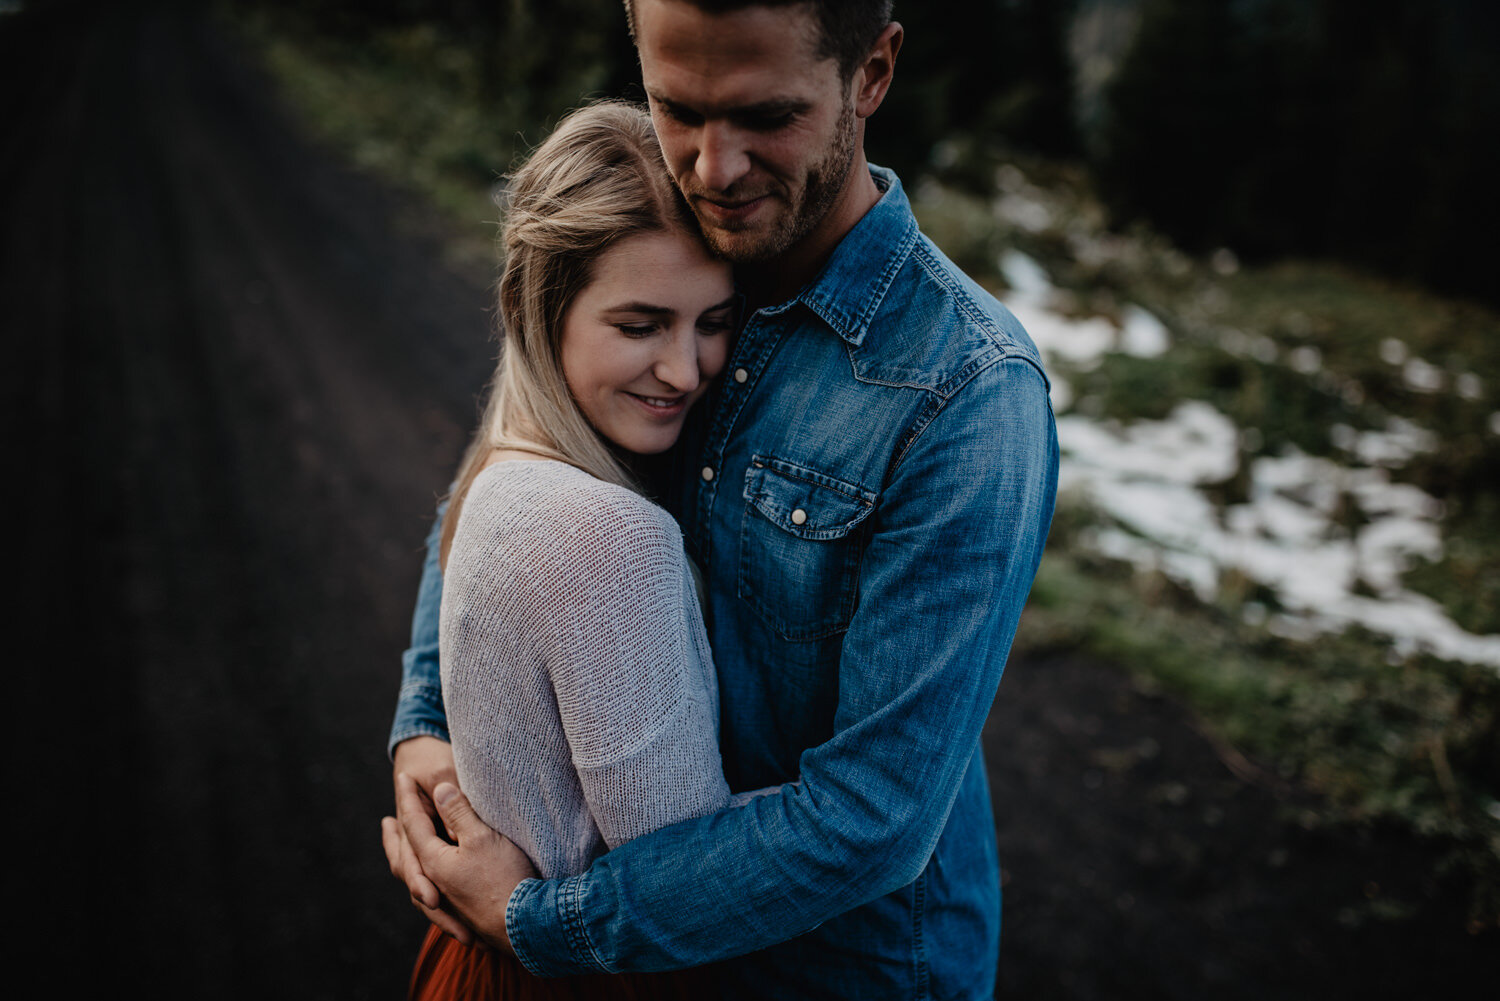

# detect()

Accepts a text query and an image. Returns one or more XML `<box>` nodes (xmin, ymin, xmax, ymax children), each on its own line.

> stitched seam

<box><xmin>909</xmin><ymin>239</ymin><xmax>1005</xmax><ymax>347</ymax></box>
<box><xmin>751</xmin><ymin>454</ymin><xmax>877</xmax><ymax>505</ymax></box>
<box><xmin>851</xmin><ymin>216</ymin><xmax>918</xmax><ymax>337</ymax></box>
<box><xmin>556</xmin><ymin>875</ymin><xmax>611</xmax><ymax>972</ymax></box>
<box><xmin>913</xmin><ymin>868</ymin><xmax>930</xmax><ymax>1000</ymax></box>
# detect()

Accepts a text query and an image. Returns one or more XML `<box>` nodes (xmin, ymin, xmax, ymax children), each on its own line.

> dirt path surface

<box><xmin>3</xmin><ymin>5</ymin><xmax>1489</xmax><ymax>998</ymax></box>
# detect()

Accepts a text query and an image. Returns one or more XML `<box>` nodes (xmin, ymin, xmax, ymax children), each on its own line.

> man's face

<box><xmin>634</xmin><ymin>0</ymin><xmax>859</xmax><ymax>264</ymax></box>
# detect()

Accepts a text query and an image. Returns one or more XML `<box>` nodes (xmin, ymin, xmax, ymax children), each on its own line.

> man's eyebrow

<box><xmin>652</xmin><ymin>93</ymin><xmax>811</xmax><ymax>119</ymax></box>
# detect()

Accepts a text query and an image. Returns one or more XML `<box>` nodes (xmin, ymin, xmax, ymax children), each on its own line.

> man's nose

<box><xmin>694</xmin><ymin>121</ymin><xmax>750</xmax><ymax>193</ymax></box>
<box><xmin>654</xmin><ymin>330</ymin><xmax>703</xmax><ymax>393</ymax></box>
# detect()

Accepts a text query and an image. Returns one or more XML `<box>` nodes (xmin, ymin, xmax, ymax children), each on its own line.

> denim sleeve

<box><xmin>507</xmin><ymin>358</ymin><xmax>1059</xmax><ymax>975</ymax></box>
<box><xmin>387</xmin><ymin>502</ymin><xmax>451</xmax><ymax>759</ymax></box>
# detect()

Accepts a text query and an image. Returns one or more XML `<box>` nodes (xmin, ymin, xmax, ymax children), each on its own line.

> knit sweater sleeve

<box><xmin>497</xmin><ymin>467</ymin><xmax>731</xmax><ymax>849</ymax></box>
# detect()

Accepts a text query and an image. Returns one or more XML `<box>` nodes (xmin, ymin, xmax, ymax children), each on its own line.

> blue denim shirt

<box><xmin>389</xmin><ymin>168</ymin><xmax>1058</xmax><ymax>999</ymax></box>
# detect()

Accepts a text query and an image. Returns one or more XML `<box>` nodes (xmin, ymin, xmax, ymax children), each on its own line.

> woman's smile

<box><xmin>560</xmin><ymin>229</ymin><xmax>735</xmax><ymax>455</ymax></box>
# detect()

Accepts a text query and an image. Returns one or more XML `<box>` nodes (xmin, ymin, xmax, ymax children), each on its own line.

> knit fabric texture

<box><xmin>440</xmin><ymin>459</ymin><xmax>731</xmax><ymax>880</ymax></box>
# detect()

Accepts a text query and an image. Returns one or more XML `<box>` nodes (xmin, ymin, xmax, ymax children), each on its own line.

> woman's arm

<box><xmin>522</xmin><ymin>486</ymin><xmax>732</xmax><ymax>846</ymax></box>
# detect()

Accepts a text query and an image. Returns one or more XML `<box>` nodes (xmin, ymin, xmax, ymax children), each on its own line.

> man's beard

<box><xmin>696</xmin><ymin>98</ymin><xmax>857</xmax><ymax>264</ymax></box>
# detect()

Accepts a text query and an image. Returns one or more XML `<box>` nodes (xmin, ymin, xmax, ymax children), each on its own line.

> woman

<box><xmin>407</xmin><ymin>102</ymin><xmax>739</xmax><ymax>999</ymax></box>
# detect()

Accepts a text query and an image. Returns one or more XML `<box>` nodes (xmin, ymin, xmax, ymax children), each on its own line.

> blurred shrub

<box><xmin>1097</xmin><ymin>0</ymin><xmax>1500</xmax><ymax>307</ymax></box>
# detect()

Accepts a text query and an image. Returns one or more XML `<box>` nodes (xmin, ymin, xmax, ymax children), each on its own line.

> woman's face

<box><xmin>560</xmin><ymin>228</ymin><xmax>735</xmax><ymax>455</ymax></box>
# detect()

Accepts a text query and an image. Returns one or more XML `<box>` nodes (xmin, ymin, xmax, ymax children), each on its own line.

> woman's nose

<box><xmin>654</xmin><ymin>330</ymin><xmax>703</xmax><ymax>393</ymax></box>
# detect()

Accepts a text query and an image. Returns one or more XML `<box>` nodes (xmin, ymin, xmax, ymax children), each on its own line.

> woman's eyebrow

<box><xmin>602</xmin><ymin>302</ymin><xmax>675</xmax><ymax>316</ymax></box>
<box><xmin>604</xmin><ymin>296</ymin><xmax>737</xmax><ymax>316</ymax></box>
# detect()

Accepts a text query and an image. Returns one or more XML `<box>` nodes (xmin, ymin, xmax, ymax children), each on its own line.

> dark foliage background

<box><xmin>220</xmin><ymin>0</ymin><xmax>1498</xmax><ymax>307</ymax></box>
<box><xmin>1098</xmin><ymin>0</ymin><xmax>1499</xmax><ymax>306</ymax></box>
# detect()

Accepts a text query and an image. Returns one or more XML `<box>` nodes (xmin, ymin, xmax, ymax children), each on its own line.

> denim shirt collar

<box><xmin>763</xmin><ymin>166</ymin><xmax>918</xmax><ymax>348</ymax></box>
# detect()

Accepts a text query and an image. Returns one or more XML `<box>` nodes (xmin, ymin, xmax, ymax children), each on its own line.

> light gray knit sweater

<box><xmin>439</xmin><ymin>460</ymin><xmax>731</xmax><ymax>880</ymax></box>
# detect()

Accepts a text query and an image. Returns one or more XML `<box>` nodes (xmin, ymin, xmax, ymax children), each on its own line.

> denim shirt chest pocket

<box><xmin>738</xmin><ymin>455</ymin><xmax>877</xmax><ymax>641</ymax></box>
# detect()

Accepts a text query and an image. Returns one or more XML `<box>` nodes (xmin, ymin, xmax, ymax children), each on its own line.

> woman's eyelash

<box><xmin>616</xmin><ymin>323</ymin><xmax>657</xmax><ymax>337</ymax></box>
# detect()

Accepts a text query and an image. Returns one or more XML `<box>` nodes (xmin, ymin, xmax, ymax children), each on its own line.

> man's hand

<box><xmin>381</xmin><ymin>736</ymin><xmax>473</xmax><ymax>943</ymax></box>
<box><xmin>397</xmin><ymin>773</ymin><xmax>539</xmax><ymax>956</ymax></box>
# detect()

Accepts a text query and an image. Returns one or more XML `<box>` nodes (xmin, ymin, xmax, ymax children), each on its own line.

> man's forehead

<box><xmin>634</xmin><ymin>0</ymin><xmax>835</xmax><ymax>98</ymax></box>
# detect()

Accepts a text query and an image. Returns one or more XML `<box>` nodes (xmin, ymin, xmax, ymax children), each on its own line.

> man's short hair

<box><xmin>624</xmin><ymin>1</ymin><xmax>894</xmax><ymax>82</ymax></box>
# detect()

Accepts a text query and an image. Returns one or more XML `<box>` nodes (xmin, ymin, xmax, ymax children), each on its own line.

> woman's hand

<box><xmin>396</xmin><ymin>773</ymin><xmax>540</xmax><ymax>956</ymax></box>
<box><xmin>381</xmin><ymin>736</ymin><xmax>473</xmax><ymax>943</ymax></box>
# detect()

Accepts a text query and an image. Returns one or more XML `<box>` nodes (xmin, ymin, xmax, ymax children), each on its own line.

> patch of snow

<box><xmin>1346</xmin><ymin>417</ymin><xmax>1438</xmax><ymax>467</ymax></box>
<box><xmin>1058</xmin><ymin>402</ymin><xmax>1239</xmax><ymax>487</ymax></box>
<box><xmin>1380</xmin><ymin>338</ymin><xmax>1409</xmax><ymax>365</ymax></box>
<box><xmin>995</xmin><ymin>164</ymin><xmax>1025</xmax><ymax>192</ymax></box>
<box><xmin>1047</xmin><ymin>376</ymin><xmax>1075</xmax><ymax>414</ymax></box>
<box><xmin>1402</xmin><ymin>357</ymin><xmax>1444</xmax><ymax>393</ymax></box>
<box><xmin>1058</xmin><ymin>401</ymin><xmax>1500</xmax><ymax>669</ymax></box>
<box><xmin>999</xmin><ymin>250</ymin><xmax>1052</xmax><ymax>299</ymax></box>
<box><xmin>1455</xmin><ymin>372</ymin><xmax>1483</xmax><ymax>401</ymax></box>
<box><xmin>997</xmin><ymin>193</ymin><xmax>1053</xmax><ymax>234</ymax></box>
<box><xmin>1288</xmin><ymin>346</ymin><xmax>1322</xmax><ymax>374</ymax></box>
<box><xmin>1120</xmin><ymin>305</ymin><xmax>1170</xmax><ymax>357</ymax></box>
<box><xmin>1012</xmin><ymin>306</ymin><xmax>1117</xmax><ymax>373</ymax></box>
<box><xmin>1001</xmin><ymin>251</ymin><xmax>1133</xmax><ymax>375</ymax></box>
<box><xmin>993</xmin><ymin>235</ymin><xmax>1496</xmax><ymax>668</ymax></box>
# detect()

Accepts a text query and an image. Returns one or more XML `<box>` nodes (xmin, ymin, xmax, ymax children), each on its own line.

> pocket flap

<box><xmin>743</xmin><ymin>456</ymin><xmax>876</xmax><ymax>540</ymax></box>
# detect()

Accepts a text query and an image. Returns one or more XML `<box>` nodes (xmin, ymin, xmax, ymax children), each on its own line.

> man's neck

<box><xmin>737</xmin><ymin>152</ymin><xmax>883</xmax><ymax>312</ymax></box>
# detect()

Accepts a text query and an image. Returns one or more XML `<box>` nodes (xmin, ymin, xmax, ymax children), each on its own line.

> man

<box><xmin>382</xmin><ymin>1</ymin><xmax>1058</xmax><ymax>996</ymax></box>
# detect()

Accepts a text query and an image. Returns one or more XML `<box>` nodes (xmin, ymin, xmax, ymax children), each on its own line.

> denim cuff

<box><xmin>507</xmin><ymin>874</ymin><xmax>609</xmax><ymax>977</ymax></box>
<box><xmin>385</xmin><ymin>681</ymin><xmax>450</xmax><ymax>760</ymax></box>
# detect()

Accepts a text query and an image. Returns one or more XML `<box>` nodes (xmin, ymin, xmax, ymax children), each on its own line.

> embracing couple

<box><xmin>380</xmin><ymin>2</ymin><xmax>1059</xmax><ymax>998</ymax></box>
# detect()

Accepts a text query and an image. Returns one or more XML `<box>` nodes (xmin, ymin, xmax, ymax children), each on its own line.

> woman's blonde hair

<box><xmin>440</xmin><ymin>101</ymin><xmax>701</xmax><ymax>567</ymax></box>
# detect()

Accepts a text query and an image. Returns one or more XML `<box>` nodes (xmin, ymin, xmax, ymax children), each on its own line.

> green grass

<box><xmin>235</xmin><ymin>10</ymin><xmax>520</xmax><ymax>269</ymax></box>
<box><xmin>1020</xmin><ymin>515</ymin><xmax>1500</xmax><ymax>926</ymax></box>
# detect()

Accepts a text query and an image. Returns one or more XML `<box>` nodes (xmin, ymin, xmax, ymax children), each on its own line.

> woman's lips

<box><xmin>626</xmin><ymin>392</ymin><xmax>688</xmax><ymax>418</ymax></box>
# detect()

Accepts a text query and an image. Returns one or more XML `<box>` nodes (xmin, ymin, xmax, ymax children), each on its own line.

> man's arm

<box><xmin>388</xmin><ymin>504</ymin><xmax>450</xmax><ymax>756</ymax></box>
<box><xmin>380</xmin><ymin>503</ymin><xmax>470</xmax><ymax>942</ymax></box>
<box><xmin>422</xmin><ymin>357</ymin><xmax>1058</xmax><ymax>975</ymax></box>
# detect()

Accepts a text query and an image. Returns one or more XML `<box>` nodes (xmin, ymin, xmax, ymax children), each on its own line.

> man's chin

<box><xmin>699</xmin><ymin>222</ymin><xmax>792</xmax><ymax>265</ymax></box>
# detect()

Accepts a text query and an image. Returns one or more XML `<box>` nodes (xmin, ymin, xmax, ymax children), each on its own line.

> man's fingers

<box><xmin>382</xmin><ymin>815</ymin><xmax>443</xmax><ymax>909</ymax></box>
<box><xmin>380</xmin><ymin>816</ymin><xmax>404</xmax><ymax>878</ymax></box>
<box><xmin>421</xmin><ymin>904</ymin><xmax>475</xmax><ymax>946</ymax></box>
<box><xmin>431</xmin><ymin>782</ymin><xmax>484</xmax><ymax>843</ymax></box>
<box><xmin>397</xmin><ymin>772</ymin><xmax>450</xmax><ymax>864</ymax></box>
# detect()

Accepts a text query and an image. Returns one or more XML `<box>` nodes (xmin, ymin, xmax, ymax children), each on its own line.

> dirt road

<box><xmin>5</xmin><ymin>4</ymin><xmax>492</xmax><ymax>995</ymax></box>
<box><xmin>1</xmin><ymin>4</ymin><xmax>1488</xmax><ymax>998</ymax></box>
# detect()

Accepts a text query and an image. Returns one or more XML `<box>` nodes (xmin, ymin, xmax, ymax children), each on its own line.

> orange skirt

<box><xmin>407</xmin><ymin>924</ymin><xmax>705</xmax><ymax>1001</ymax></box>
